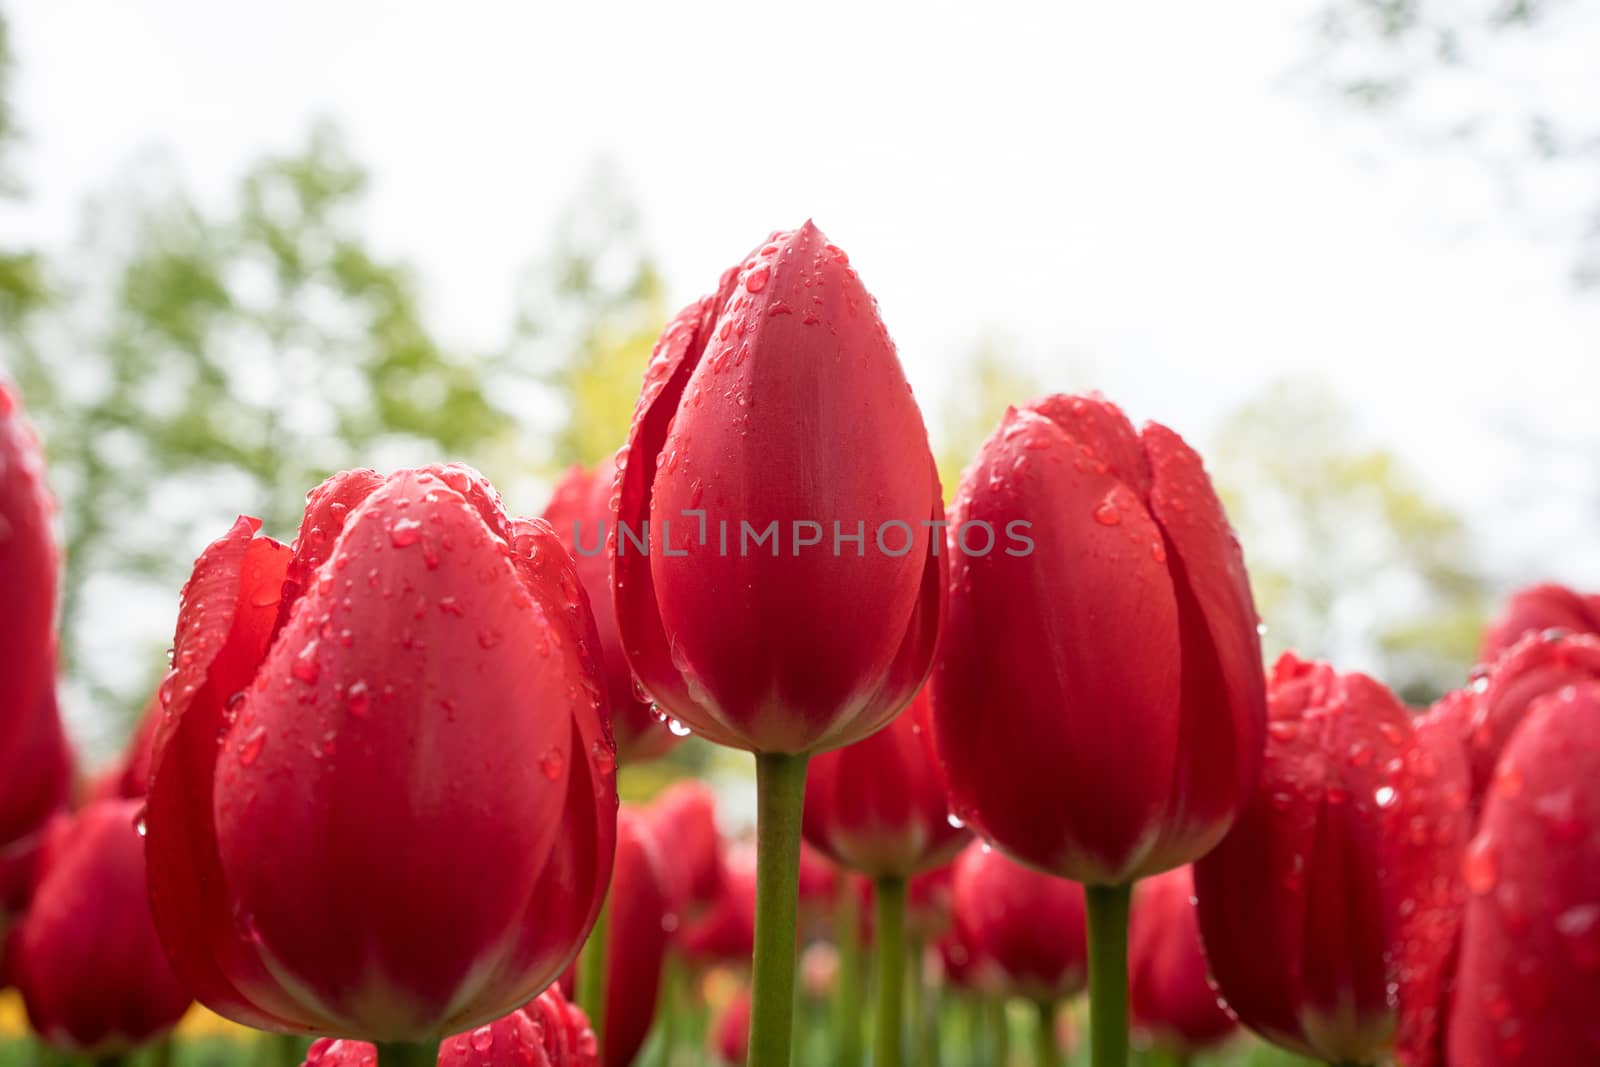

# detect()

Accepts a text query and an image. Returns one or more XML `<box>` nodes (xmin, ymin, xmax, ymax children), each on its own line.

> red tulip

<box><xmin>680</xmin><ymin>845</ymin><xmax>756</xmax><ymax>969</ymax></box>
<box><xmin>950</xmin><ymin>842</ymin><xmax>1087</xmax><ymax>1003</ymax></box>
<box><xmin>1127</xmin><ymin>867</ymin><xmax>1233</xmax><ymax>1055</ymax></box>
<box><xmin>0</xmin><ymin>381</ymin><xmax>58</xmax><ymax>776</ymax></box>
<box><xmin>930</xmin><ymin>392</ymin><xmax>1266</xmax><ymax>885</ymax></box>
<box><xmin>803</xmin><ymin>687</ymin><xmax>968</xmax><ymax>879</ymax></box>
<box><xmin>1194</xmin><ymin>653</ymin><xmax>1469</xmax><ymax>1066</ymax></box>
<box><xmin>303</xmin><ymin>987</ymin><xmax>600</xmax><ymax>1067</ymax></box>
<box><xmin>1426</xmin><ymin>630</ymin><xmax>1600</xmax><ymax>814</ymax></box>
<box><xmin>13</xmin><ymin>799</ymin><xmax>190</xmax><ymax>1054</ymax></box>
<box><xmin>544</xmin><ymin>458</ymin><xmax>679</xmax><ymax>764</ymax></box>
<box><xmin>1479</xmin><ymin>581</ymin><xmax>1600</xmax><ymax>664</ymax></box>
<box><xmin>796</xmin><ymin>841</ymin><xmax>840</xmax><ymax>922</ymax></box>
<box><xmin>144</xmin><ymin>464</ymin><xmax>617</xmax><ymax>1041</ymax></box>
<box><xmin>569</xmin><ymin>808</ymin><xmax>672</xmax><ymax>1067</ymax></box>
<box><xmin>613</xmin><ymin>221</ymin><xmax>944</xmax><ymax>756</ymax></box>
<box><xmin>0</xmin><ymin>382</ymin><xmax>70</xmax><ymax>920</ymax></box>
<box><xmin>89</xmin><ymin>692</ymin><xmax>162</xmax><ymax>802</ymax></box>
<box><xmin>641</xmin><ymin>780</ymin><xmax>723</xmax><ymax>924</ymax></box>
<box><xmin>709</xmin><ymin>988</ymin><xmax>752</xmax><ymax>1066</ymax></box>
<box><xmin>1447</xmin><ymin>682</ymin><xmax>1600</xmax><ymax>1065</ymax></box>
<box><xmin>0</xmin><ymin>687</ymin><xmax>73</xmax><ymax>919</ymax></box>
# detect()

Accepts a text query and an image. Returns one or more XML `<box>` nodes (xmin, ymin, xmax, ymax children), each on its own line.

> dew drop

<box><xmin>1093</xmin><ymin>497</ymin><xmax>1122</xmax><ymax>526</ymax></box>
<box><xmin>1267</xmin><ymin>720</ymin><xmax>1300</xmax><ymax>743</ymax></box>
<box><xmin>469</xmin><ymin>1026</ymin><xmax>494</xmax><ymax>1053</ymax></box>
<box><xmin>239</xmin><ymin>725</ymin><xmax>267</xmax><ymax>767</ymax></box>
<box><xmin>541</xmin><ymin>748</ymin><xmax>566</xmax><ymax>780</ymax></box>
<box><xmin>1375</xmin><ymin>785</ymin><xmax>1398</xmax><ymax>809</ymax></box>
<box><xmin>390</xmin><ymin>518</ymin><xmax>423</xmax><ymax>548</ymax></box>
<box><xmin>291</xmin><ymin>642</ymin><xmax>321</xmax><ymax>685</ymax></box>
<box><xmin>667</xmin><ymin>718</ymin><xmax>692</xmax><ymax>737</ymax></box>
<box><xmin>947</xmin><ymin>812</ymin><xmax>966</xmax><ymax>829</ymax></box>
<box><xmin>345</xmin><ymin>680</ymin><xmax>371</xmax><ymax>718</ymax></box>
<box><xmin>590</xmin><ymin>740</ymin><xmax>615</xmax><ymax>775</ymax></box>
<box><xmin>1463</xmin><ymin>832</ymin><xmax>1499</xmax><ymax>895</ymax></box>
<box><xmin>745</xmin><ymin>266</ymin><xmax>770</xmax><ymax>293</ymax></box>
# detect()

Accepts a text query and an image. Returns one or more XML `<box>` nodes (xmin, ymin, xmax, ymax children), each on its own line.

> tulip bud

<box><xmin>680</xmin><ymin>846</ymin><xmax>757</xmax><ymax>970</ymax></box>
<box><xmin>1447</xmin><ymin>682</ymin><xmax>1600</xmax><ymax>1065</ymax></box>
<box><xmin>641</xmin><ymin>780</ymin><xmax>723</xmax><ymax>925</ymax></box>
<box><xmin>803</xmin><ymin>687</ymin><xmax>969</xmax><ymax>879</ymax></box>
<box><xmin>89</xmin><ymin>692</ymin><xmax>162</xmax><ymax>802</ymax></box>
<box><xmin>613</xmin><ymin>221</ymin><xmax>945</xmax><ymax>756</ymax></box>
<box><xmin>543</xmin><ymin>458</ymin><xmax>679</xmax><ymax>764</ymax></box>
<box><xmin>1479</xmin><ymin>581</ymin><xmax>1600</xmax><ymax>665</ymax></box>
<box><xmin>950</xmin><ymin>842</ymin><xmax>1087</xmax><ymax>1003</ymax></box>
<box><xmin>1194</xmin><ymin>654</ymin><xmax>1469</xmax><ymax>1065</ymax></box>
<box><xmin>302</xmin><ymin>987</ymin><xmax>600</xmax><ymax>1067</ymax></box>
<box><xmin>573</xmin><ymin>808</ymin><xmax>672</xmax><ymax>1067</ymax></box>
<box><xmin>13</xmin><ymin>799</ymin><xmax>191</xmax><ymax>1054</ymax></box>
<box><xmin>0</xmin><ymin>381</ymin><xmax>58</xmax><ymax>774</ymax></box>
<box><xmin>1127</xmin><ymin>867</ymin><xmax>1234</xmax><ymax>1055</ymax></box>
<box><xmin>930</xmin><ymin>393</ymin><xmax>1266</xmax><ymax>884</ymax></box>
<box><xmin>1430</xmin><ymin>630</ymin><xmax>1600</xmax><ymax>814</ymax></box>
<box><xmin>0</xmin><ymin>688</ymin><xmax>73</xmax><ymax>920</ymax></box>
<box><xmin>145</xmin><ymin>464</ymin><xmax>617</xmax><ymax>1041</ymax></box>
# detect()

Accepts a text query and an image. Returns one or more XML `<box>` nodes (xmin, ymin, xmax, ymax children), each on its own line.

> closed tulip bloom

<box><xmin>803</xmin><ymin>687</ymin><xmax>968</xmax><ymax>879</ymax></box>
<box><xmin>1128</xmin><ymin>867</ymin><xmax>1233</xmax><ymax>1055</ymax></box>
<box><xmin>145</xmin><ymin>464</ymin><xmax>617</xmax><ymax>1043</ymax></box>
<box><xmin>544</xmin><ymin>459</ymin><xmax>678</xmax><ymax>765</ymax></box>
<box><xmin>950</xmin><ymin>843</ymin><xmax>1087</xmax><ymax>1004</ymax></box>
<box><xmin>1447</xmin><ymin>682</ymin><xmax>1600</xmax><ymax>1066</ymax></box>
<box><xmin>13</xmin><ymin>799</ymin><xmax>190</xmax><ymax>1054</ymax></box>
<box><xmin>303</xmin><ymin>987</ymin><xmax>600</xmax><ymax>1067</ymax></box>
<box><xmin>641</xmin><ymin>780</ymin><xmax>723</xmax><ymax>924</ymax></box>
<box><xmin>89</xmin><ymin>692</ymin><xmax>162</xmax><ymax>802</ymax></box>
<box><xmin>0</xmin><ymin>687</ymin><xmax>73</xmax><ymax>917</ymax></box>
<box><xmin>613</xmin><ymin>221</ymin><xmax>944</xmax><ymax>757</ymax></box>
<box><xmin>1194</xmin><ymin>654</ymin><xmax>1470</xmax><ymax>1066</ymax></box>
<box><xmin>1428</xmin><ymin>630</ymin><xmax>1600</xmax><ymax>813</ymax></box>
<box><xmin>1479</xmin><ymin>581</ymin><xmax>1600</xmax><ymax>664</ymax></box>
<box><xmin>680</xmin><ymin>846</ymin><xmax>757</xmax><ymax>969</ymax></box>
<box><xmin>709</xmin><ymin>988</ymin><xmax>752</xmax><ymax>1066</ymax></box>
<box><xmin>0</xmin><ymin>382</ymin><xmax>58</xmax><ymax>773</ymax></box>
<box><xmin>586</xmin><ymin>809</ymin><xmax>673</xmax><ymax>1067</ymax></box>
<box><xmin>931</xmin><ymin>392</ymin><xmax>1265</xmax><ymax>886</ymax></box>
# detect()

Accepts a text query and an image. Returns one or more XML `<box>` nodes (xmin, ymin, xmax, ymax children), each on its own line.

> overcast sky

<box><xmin>7</xmin><ymin>0</ymin><xmax>1599</xmax><ymax>595</ymax></box>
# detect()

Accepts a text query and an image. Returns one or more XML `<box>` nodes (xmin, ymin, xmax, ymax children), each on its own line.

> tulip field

<box><xmin>1</xmin><ymin>209</ymin><xmax>1596</xmax><ymax>1067</ymax></box>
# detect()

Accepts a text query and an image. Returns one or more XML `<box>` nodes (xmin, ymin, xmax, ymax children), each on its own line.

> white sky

<box><xmin>7</xmin><ymin>0</ymin><xmax>1599</xmax><ymax>593</ymax></box>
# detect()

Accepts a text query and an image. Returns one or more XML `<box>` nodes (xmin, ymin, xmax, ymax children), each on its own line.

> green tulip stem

<box><xmin>832</xmin><ymin>875</ymin><xmax>865</xmax><ymax>1067</ymax></box>
<box><xmin>748</xmin><ymin>751</ymin><xmax>810</xmax><ymax>1067</ymax></box>
<box><xmin>1033</xmin><ymin>1000</ymin><xmax>1060</xmax><ymax>1067</ymax></box>
<box><xmin>1086</xmin><ymin>882</ymin><xmax>1133</xmax><ymax>1067</ymax></box>
<box><xmin>873</xmin><ymin>874</ymin><xmax>908</xmax><ymax>1067</ymax></box>
<box><xmin>985</xmin><ymin>999</ymin><xmax>1010</xmax><ymax>1065</ymax></box>
<box><xmin>374</xmin><ymin>1041</ymin><xmax>438</xmax><ymax>1067</ymax></box>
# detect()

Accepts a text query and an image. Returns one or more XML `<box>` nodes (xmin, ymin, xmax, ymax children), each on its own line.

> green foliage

<box><xmin>8</xmin><ymin>123</ymin><xmax>515</xmax><ymax>718</ymax></box>
<box><xmin>507</xmin><ymin>167</ymin><xmax>668</xmax><ymax>472</ymax></box>
<box><xmin>1213</xmin><ymin>380</ymin><xmax>1486</xmax><ymax>703</ymax></box>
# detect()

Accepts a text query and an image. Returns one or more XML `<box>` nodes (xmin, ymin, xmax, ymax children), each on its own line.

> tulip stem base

<box><xmin>374</xmin><ymin>1041</ymin><xmax>438</xmax><ymax>1067</ymax></box>
<box><xmin>1034</xmin><ymin>1000</ymin><xmax>1060</xmax><ymax>1067</ymax></box>
<box><xmin>748</xmin><ymin>751</ymin><xmax>810</xmax><ymax>1067</ymax></box>
<box><xmin>1086</xmin><ymin>882</ymin><xmax>1132</xmax><ymax>1067</ymax></box>
<box><xmin>873</xmin><ymin>874</ymin><xmax>907</xmax><ymax>1067</ymax></box>
<box><xmin>984</xmin><ymin>999</ymin><xmax>1010</xmax><ymax>1065</ymax></box>
<box><xmin>832</xmin><ymin>876</ymin><xmax>865</xmax><ymax>1067</ymax></box>
<box><xmin>577</xmin><ymin>887</ymin><xmax>611</xmax><ymax>1059</ymax></box>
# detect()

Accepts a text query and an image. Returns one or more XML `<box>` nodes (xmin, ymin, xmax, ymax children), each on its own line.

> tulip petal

<box><xmin>1140</xmin><ymin>422</ymin><xmax>1267</xmax><ymax>873</ymax></box>
<box><xmin>210</xmin><ymin>476</ymin><xmax>590</xmax><ymax>1039</ymax></box>
<box><xmin>934</xmin><ymin>407</ymin><xmax>1184</xmax><ymax>882</ymax></box>
<box><xmin>144</xmin><ymin>515</ymin><xmax>312</xmax><ymax>1031</ymax></box>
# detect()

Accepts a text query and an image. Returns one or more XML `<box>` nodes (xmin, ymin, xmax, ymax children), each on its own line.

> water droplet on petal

<box><xmin>541</xmin><ymin>748</ymin><xmax>565</xmax><ymax>780</ymax></box>
<box><xmin>390</xmin><ymin>518</ymin><xmax>423</xmax><ymax>547</ymax></box>
<box><xmin>1463</xmin><ymin>832</ymin><xmax>1499</xmax><ymax>894</ymax></box>
<box><xmin>239</xmin><ymin>725</ymin><xmax>267</xmax><ymax>767</ymax></box>
<box><xmin>469</xmin><ymin>1026</ymin><xmax>494</xmax><ymax>1053</ymax></box>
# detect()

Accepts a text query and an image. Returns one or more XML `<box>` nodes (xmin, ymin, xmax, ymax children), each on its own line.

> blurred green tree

<box><xmin>1310</xmin><ymin>0</ymin><xmax>1599</xmax><ymax>286</ymax></box>
<box><xmin>9</xmin><ymin>123</ymin><xmax>516</xmax><ymax>726</ymax></box>
<box><xmin>0</xmin><ymin>11</ymin><xmax>46</xmax><ymax>331</ymax></box>
<box><xmin>1212</xmin><ymin>380</ymin><xmax>1487</xmax><ymax>704</ymax></box>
